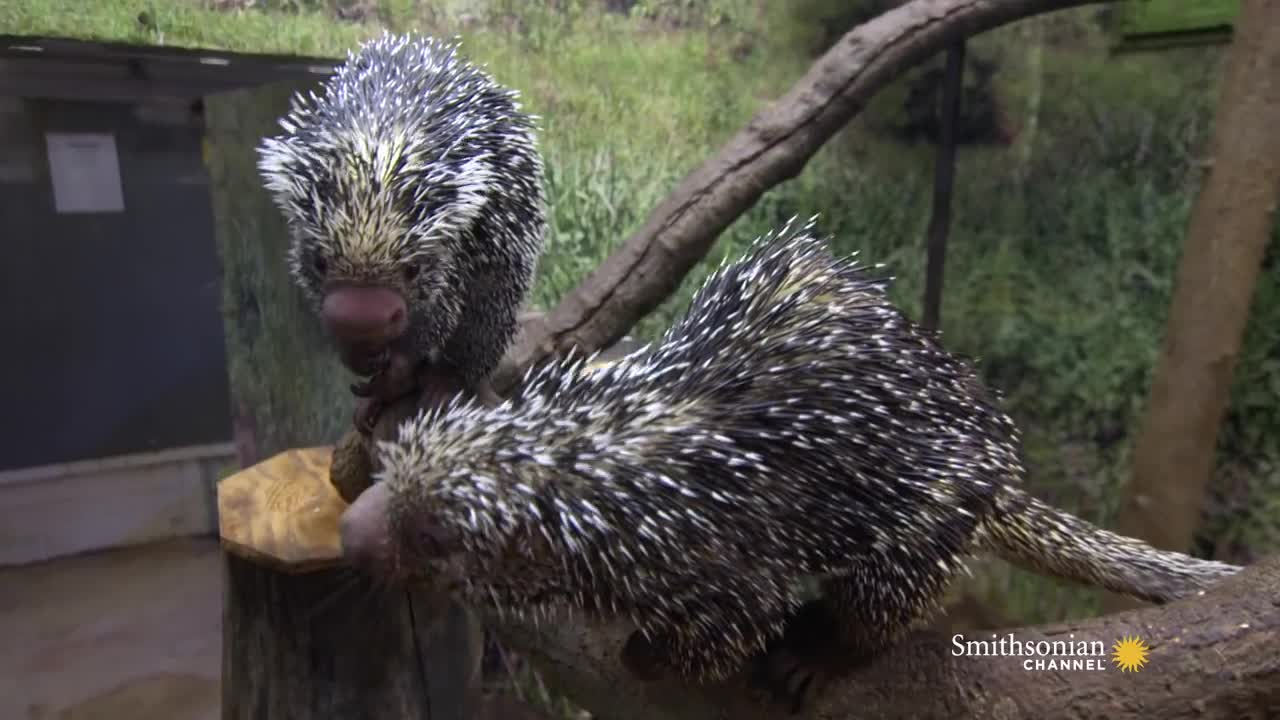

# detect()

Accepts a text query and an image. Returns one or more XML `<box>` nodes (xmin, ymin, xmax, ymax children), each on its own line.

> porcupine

<box><xmin>341</xmin><ymin>218</ymin><xmax>1242</xmax><ymax>702</ymax></box>
<box><xmin>257</xmin><ymin>33</ymin><xmax>546</xmax><ymax>430</ymax></box>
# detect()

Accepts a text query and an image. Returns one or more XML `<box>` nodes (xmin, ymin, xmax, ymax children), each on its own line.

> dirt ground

<box><xmin>0</xmin><ymin>538</ymin><xmax>221</xmax><ymax>720</ymax></box>
<box><xmin>0</xmin><ymin>534</ymin><xmax>1018</xmax><ymax>720</ymax></box>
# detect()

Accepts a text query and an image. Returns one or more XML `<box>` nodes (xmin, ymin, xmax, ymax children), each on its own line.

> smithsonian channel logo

<box><xmin>951</xmin><ymin>633</ymin><xmax>1150</xmax><ymax>672</ymax></box>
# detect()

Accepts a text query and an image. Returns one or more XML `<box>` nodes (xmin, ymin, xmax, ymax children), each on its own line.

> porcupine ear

<box><xmin>257</xmin><ymin>138</ymin><xmax>306</xmax><ymax>222</ymax></box>
<box><xmin>428</xmin><ymin>154</ymin><xmax>496</xmax><ymax>239</ymax></box>
<box><xmin>257</xmin><ymin>129</ymin><xmax>328</xmax><ymax>298</ymax></box>
<box><xmin>256</xmin><ymin>83</ymin><xmax>324</xmax><ymax>221</ymax></box>
<box><xmin>256</xmin><ymin>86</ymin><xmax>334</xmax><ymax>287</ymax></box>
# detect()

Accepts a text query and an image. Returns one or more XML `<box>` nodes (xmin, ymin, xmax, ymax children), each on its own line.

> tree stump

<box><xmin>206</xmin><ymin>78</ymin><xmax>482</xmax><ymax>720</ymax></box>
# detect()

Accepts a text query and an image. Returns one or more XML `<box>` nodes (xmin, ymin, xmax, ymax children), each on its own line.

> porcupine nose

<box><xmin>341</xmin><ymin>482</ymin><xmax>394</xmax><ymax>576</ymax></box>
<box><xmin>321</xmin><ymin>285</ymin><xmax>408</xmax><ymax>346</ymax></box>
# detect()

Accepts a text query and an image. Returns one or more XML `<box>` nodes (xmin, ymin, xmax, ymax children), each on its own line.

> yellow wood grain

<box><xmin>217</xmin><ymin>447</ymin><xmax>347</xmax><ymax>573</ymax></box>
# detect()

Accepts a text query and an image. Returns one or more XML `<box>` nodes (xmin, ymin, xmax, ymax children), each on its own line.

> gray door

<box><xmin>0</xmin><ymin>97</ymin><xmax>232</xmax><ymax>472</ymax></box>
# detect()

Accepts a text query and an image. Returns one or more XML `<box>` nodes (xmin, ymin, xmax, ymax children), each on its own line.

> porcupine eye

<box><xmin>313</xmin><ymin>255</ymin><xmax>328</xmax><ymax>277</ymax></box>
<box><xmin>402</xmin><ymin>264</ymin><xmax>421</xmax><ymax>282</ymax></box>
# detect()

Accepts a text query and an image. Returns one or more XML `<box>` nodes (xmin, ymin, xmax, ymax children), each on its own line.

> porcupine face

<box><xmin>257</xmin><ymin>33</ymin><xmax>536</xmax><ymax>370</ymax></box>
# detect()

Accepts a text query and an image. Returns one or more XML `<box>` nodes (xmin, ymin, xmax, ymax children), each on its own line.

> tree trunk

<box><xmin>205</xmin><ymin>79</ymin><xmax>483</xmax><ymax>720</ymax></box>
<box><xmin>1106</xmin><ymin>0</ymin><xmax>1280</xmax><ymax>612</ymax></box>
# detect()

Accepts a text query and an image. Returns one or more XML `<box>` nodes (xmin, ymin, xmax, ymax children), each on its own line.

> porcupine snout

<box><xmin>341</xmin><ymin>482</ymin><xmax>398</xmax><ymax>580</ymax></box>
<box><xmin>341</xmin><ymin>480</ymin><xmax>465</xmax><ymax>586</ymax></box>
<box><xmin>322</xmin><ymin>286</ymin><xmax>407</xmax><ymax>342</ymax></box>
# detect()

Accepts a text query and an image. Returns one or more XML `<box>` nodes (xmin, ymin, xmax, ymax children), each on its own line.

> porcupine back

<box><xmin>381</xmin><ymin>217</ymin><xmax>1025</xmax><ymax>671</ymax></box>
<box><xmin>378</xmin><ymin>216</ymin><xmax>1241</xmax><ymax>679</ymax></box>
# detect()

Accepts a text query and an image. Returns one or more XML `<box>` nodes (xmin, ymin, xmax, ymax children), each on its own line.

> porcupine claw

<box><xmin>350</xmin><ymin>349</ymin><xmax>388</xmax><ymax>433</ymax></box>
<box><xmin>753</xmin><ymin>647</ymin><xmax>823</xmax><ymax>714</ymax></box>
<box><xmin>353</xmin><ymin>398</ymin><xmax>385</xmax><ymax>436</ymax></box>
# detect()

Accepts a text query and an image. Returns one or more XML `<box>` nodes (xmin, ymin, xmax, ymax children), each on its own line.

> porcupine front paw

<box><xmin>621</xmin><ymin>625</ymin><xmax>758</xmax><ymax>688</ymax></box>
<box><xmin>621</xmin><ymin>630</ymin><xmax>674</xmax><ymax>682</ymax></box>
<box><xmin>350</xmin><ymin>351</ymin><xmax>419</xmax><ymax>435</ymax></box>
<box><xmin>751</xmin><ymin>600</ymin><xmax>845</xmax><ymax>714</ymax></box>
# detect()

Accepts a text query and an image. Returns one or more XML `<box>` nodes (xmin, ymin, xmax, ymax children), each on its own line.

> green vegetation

<box><xmin>0</xmin><ymin>0</ymin><xmax>377</xmax><ymax>56</ymax></box>
<box><xmin>9</xmin><ymin>0</ymin><xmax>1277</xmax><ymax>624</ymax></box>
<box><xmin>1116</xmin><ymin>0</ymin><xmax>1239</xmax><ymax>40</ymax></box>
<box><xmin>1113</xmin><ymin>0</ymin><xmax>1237</xmax><ymax>52</ymax></box>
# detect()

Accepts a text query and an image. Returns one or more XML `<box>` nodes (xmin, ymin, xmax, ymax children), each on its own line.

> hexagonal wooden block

<box><xmin>217</xmin><ymin>446</ymin><xmax>348</xmax><ymax>573</ymax></box>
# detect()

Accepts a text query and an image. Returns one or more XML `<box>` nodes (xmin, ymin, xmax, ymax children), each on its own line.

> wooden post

<box><xmin>921</xmin><ymin>41</ymin><xmax>966</xmax><ymax>333</ymax></box>
<box><xmin>1106</xmin><ymin>0</ymin><xmax>1280</xmax><ymax>611</ymax></box>
<box><xmin>205</xmin><ymin>79</ymin><xmax>483</xmax><ymax>719</ymax></box>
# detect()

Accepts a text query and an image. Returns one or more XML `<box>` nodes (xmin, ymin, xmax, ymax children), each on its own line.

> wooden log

<box><xmin>491</xmin><ymin>555</ymin><xmax>1280</xmax><ymax>719</ymax></box>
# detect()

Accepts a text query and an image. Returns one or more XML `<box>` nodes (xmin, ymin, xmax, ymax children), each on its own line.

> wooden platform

<box><xmin>0</xmin><ymin>538</ymin><xmax>221</xmax><ymax>720</ymax></box>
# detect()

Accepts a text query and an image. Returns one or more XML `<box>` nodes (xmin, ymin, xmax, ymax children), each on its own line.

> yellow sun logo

<box><xmin>1111</xmin><ymin>635</ymin><xmax>1150</xmax><ymax>672</ymax></box>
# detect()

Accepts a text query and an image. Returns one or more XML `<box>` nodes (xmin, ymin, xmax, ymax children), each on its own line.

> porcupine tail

<box><xmin>980</xmin><ymin>486</ymin><xmax>1242</xmax><ymax>604</ymax></box>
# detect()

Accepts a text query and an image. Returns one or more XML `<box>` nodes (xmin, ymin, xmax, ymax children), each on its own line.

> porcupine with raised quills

<box><xmin>257</xmin><ymin>33</ymin><xmax>546</xmax><ymax>429</ymax></box>
<box><xmin>340</xmin><ymin>218</ymin><xmax>1242</xmax><ymax>698</ymax></box>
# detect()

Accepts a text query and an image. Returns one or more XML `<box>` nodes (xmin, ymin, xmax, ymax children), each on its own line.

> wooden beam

<box><xmin>0</xmin><ymin>34</ymin><xmax>337</xmax><ymax>72</ymax></box>
<box><xmin>0</xmin><ymin>35</ymin><xmax>335</xmax><ymax>101</ymax></box>
<box><xmin>0</xmin><ymin>58</ymin><xmax>268</xmax><ymax>102</ymax></box>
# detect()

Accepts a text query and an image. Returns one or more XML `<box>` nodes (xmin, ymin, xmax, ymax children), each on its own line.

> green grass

<box><xmin>0</xmin><ymin>0</ymin><xmax>377</xmax><ymax>56</ymax></box>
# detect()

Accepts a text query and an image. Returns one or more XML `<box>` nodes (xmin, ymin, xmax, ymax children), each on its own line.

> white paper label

<box><xmin>46</xmin><ymin>132</ymin><xmax>125</xmax><ymax>214</ymax></box>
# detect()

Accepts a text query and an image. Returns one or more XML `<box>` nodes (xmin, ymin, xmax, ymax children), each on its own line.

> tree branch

<box><xmin>490</xmin><ymin>557</ymin><xmax>1280</xmax><ymax>720</ymax></box>
<box><xmin>494</xmin><ymin>0</ymin><xmax>1116</xmax><ymax>392</ymax></box>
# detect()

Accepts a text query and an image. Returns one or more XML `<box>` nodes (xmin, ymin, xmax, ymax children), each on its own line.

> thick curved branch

<box><xmin>490</xmin><ymin>557</ymin><xmax>1280</xmax><ymax>720</ymax></box>
<box><xmin>494</xmin><ymin>0</ymin><xmax>1115</xmax><ymax>392</ymax></box>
